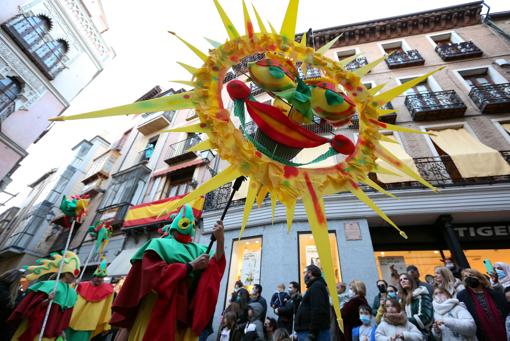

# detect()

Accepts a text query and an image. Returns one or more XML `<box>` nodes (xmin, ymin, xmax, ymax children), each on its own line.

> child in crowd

<box><xmin>352</xmin><ymin>305</ymin><xmax>377</xmax><ymax>341</ymax></box>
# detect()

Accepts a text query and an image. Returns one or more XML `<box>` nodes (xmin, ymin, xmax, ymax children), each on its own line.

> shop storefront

<box><xmin>370</xmin><ymin>220</ymin><xmax>510</xmax><ymax>284</ymax></box>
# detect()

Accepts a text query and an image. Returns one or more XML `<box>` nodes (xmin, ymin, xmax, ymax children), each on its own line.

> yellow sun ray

<box><xmin>213</xmin><ymin>0</ymin><xmax>240</xmax><ymax>40</ymax></box>
<box><xmin>359</xmin><ymin>177</ymin><xmax>399</xmax><ymax>199</ymax></box>
<box><xmin>160</xmin><ymin>123</ymin><xmax>207</xmax><ymax>134</ymax></box>
<box><xmin>316</xmin><ymin>34</ymin><xmax>342</xmax><ymax>55</ymax></box>
<box><xmin>299</xmin><ymin>31</ymin><xmax>307</xmax><ymax>47</ymax></box>
<box><xmin>368</xmin><ymin>119</ymin><xmax>435</xmax><ymax>135</ymax></box>
<box><xmin>49</xmin><ymin>91</ymin><xmax>195</xmax><ymax>121</ymax></box>
<box><xmin>284</xmin><ymin>199</ymin><xmax>296</xmax><ymax>232</ymax></box>
<box><xmin>168</xmin><ymin>32</ymin><xmax>208</xmax><ymax>62</ymax></box>
<box><xmin>302</xmin><ymin>188</ymin><xmax>343</xmax><ymax>331</ymax></box>
<box><xmin>375</xmin><ymin>107</ymin><xmax>397</xmax><ymax>116</ymax></box>
<box><xmin>368</xmin><ymin>83</ymin><xmax>386</xmax><ymax>95</ymax></box>
<box><xmin>338</xmin><ymin>53</ymin><xmax>361</xmax><ymax>68</ymax></box>
<box><xmin>204</xmin><ymin>37</ymin><xmax>222</xmax><ymax>48</ymax></box>
<box><xmin>373</xmin><ymin>165</ymin><xmax>401</xmax><ymax>177</ymax></box>
<box><xmin>240</xmin><ymin>179</ymin><xmax>261</xmax><ymax>238</ymax></box>
<box><xmin>374</xmin><ymin>67</ymin><xmax>445</xmax><ymax>105</ymax></box>
<box><xmin>177</xmin><ymin>62</ymin><xmax>199</xmax><ymax>76</ymax></box>
<box><xmin>256</xmin><ymin>186</ymin><xmax>269</xmax><ymax>207</ymax></box>
<box><xmin>376</xmin><ymin>144</ymin><xmax>437</xmax><ymax>191</ymax></box>
<box><xmin>169</xmin><ymin>80</ymin><xmax>195</xmax><ymax>87</ymax></box>
<box><xmin>280</xmin><ymin>0</ymin><xmax>299</xmax><ymax>41</ymax></box>
<box><xmin>268</xmin><ymin>21</ymin><xmax>277</xmax><ymax>34</ymax></box>
<box><xmin>380</xmin><ymin>135</ymin><xmax>400</xmax><ymax>144</ymax></box>
<box><xmin>270</xmin><ymin>192</ymin><xmax>277</xmax><ymax>224</ymax></box>
<box><xmin>251</xmin><ymin>4</ymin><xmax>267</xmax><ymax>33</ymax></box>
<box><xmin>158</xmin><ymin>165</ymin><xmax>242</xmax><ymax>217</ymax></box>
<box><xmin>186</xmin><ymin>139</ymin><xmax>213</xmax><ymax>153</ymax></box>
<box><xmin>348</xmin><ymin>184</ymin><xmax>408</xmax><ymax>239</ymax></box>
<box><xmin>352</xmin><ymin>55</ymin><xmax>386</xmax><ymax>77</ymax></box>
<box><xmin>242</xmin><ymin>0</ymin><xmax>254</xmax><ymax>38</ymax></box>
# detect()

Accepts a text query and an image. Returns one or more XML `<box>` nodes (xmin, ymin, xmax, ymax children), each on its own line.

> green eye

<box><xmin>268</xmin><ymin>66</ymin><xmax>286</xmax><ymax>79</ymax></box>
<box><xmin>325</xmin><ymin>89</ymin><xmax>344</xmax><ymax>106</ymax></box>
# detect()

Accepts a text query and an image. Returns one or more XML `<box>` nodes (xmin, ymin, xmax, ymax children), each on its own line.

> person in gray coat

<box><xmin>243</xmin><ymin>302</ymin><xmax>265</xmax><ymax>341</ymax></box>
<box><xmin>432</xmin><ymin>287</ymin><xmax>477</xmax><ymax>341</ymax></box>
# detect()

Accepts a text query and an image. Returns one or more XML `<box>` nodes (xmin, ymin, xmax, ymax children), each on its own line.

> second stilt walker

<box><xmin>66</xmin><ymin>260</ymin><xmax>114</xmax><ymax>341</ymax></box>
<box><xmin>110</xmin><ymin>203</ymin><xmax>226</xmax><ymax>341</ymax></box>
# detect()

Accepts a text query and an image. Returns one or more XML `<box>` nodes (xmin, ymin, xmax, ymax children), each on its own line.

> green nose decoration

<box><xmin>325</xmin><ymin>89</ymin><xmax>344</xmax><ymax>106</ymax></box>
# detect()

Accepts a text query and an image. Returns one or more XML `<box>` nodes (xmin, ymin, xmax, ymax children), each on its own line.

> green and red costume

<box><xmin>110</xmin><ymin>204</ymin><xmax>225</xmax><ymax>341</ymax></box>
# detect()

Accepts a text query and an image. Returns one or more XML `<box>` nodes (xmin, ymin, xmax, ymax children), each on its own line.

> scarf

<box><xmin>432</xmin><ymin>298</ymin><xmax>459</xmax><ymax>315</ymax></box>
<box><xmin>383</xmin><ymin>311</ymin><xmax>407</xmax><ymax>326</ymax></box>
<box><xmin>467</xmin><ymin>287</ymin><xmax>506</xmax><ymax>340</ymax></box>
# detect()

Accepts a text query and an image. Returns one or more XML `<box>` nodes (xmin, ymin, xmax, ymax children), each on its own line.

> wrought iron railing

<box><xmin>244</xmin><ymin>116</ymin><xmax>333</xmax><ymax>137</ymax></box>
<box><xmin>385</xmin><ymin>49</ymin><xmax>425</xmax><ymax>68</ymax></box>
<box><xmin>165</xmin><ymin>135</ymin><xmax>201</xmax><ymax>161</ymax></box>
<box><xmin>435</xmin><ymin>41</ymin><xmax>482</xmax><ymax>61</ymax></box>
<box><xmin>250</xmin><ymin>83</ymin><xmax>265</xmax><ymax>97</ymax></box>
<box><xmin>232</xmin><ymin>53</ymin><xmax>265</xmax><ymax>75</ymax></box>
<box><xmin>223</xmin><ymin>71</ymin><xmax>236</xmax><ymax>83</ymax></box>
<box><xmin>404</xmin><ymin>90</ymin><xmax>467</xmax><ymax>121</ymax></box>
<box><xmin>468</xmin><ymin>83</ymin><xmax>510</xmax><ymax>113</ymax></box>
<box><xmin>345</xmin><ymin>57</ymin><xmax>368</xmax><ymax>71</ymax></box>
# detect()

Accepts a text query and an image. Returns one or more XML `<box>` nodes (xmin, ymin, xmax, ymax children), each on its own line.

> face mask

<box><xmin>304</xmin><ymin>274</ymin><xmax>312</xmax><ymax>286</ymax></box>
<box><xmin>434</xmin><ymin>295</ymin><xmax>448</xmax><ymax>304</ymax></box>
<box><xmin>445</xmin><ymin>263</ymin><xmax>455</xmax><ymax>270</ymax></box>
<box><xmin>496</xmin><ymin>269</ymin><xmax>506</xmax><ymax>279</ymax></box>
<box><xmin>348</xmin><ymin>289</ymin><xmax>355</xmax><ymax>297</ymax></box>
<box><xmin>464</xmin><ymin>277</ymin><xmax>480</xmax><ymax>288</ymax></box>
<box><xmin>387</xmin><ymin>292</ymin><xmax>397</xmax><ymax>299</ymax></box>
<box><xmin>377</xmin><ymin>284</ymin><xmax>386</xmax><ymax>292</ymax></box>
<box><xmin>359</xmin><ymin>314</ymin><xmax>371</xmax><ymax>325</ymax></box>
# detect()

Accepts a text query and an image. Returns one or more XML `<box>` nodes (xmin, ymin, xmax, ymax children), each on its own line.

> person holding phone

<box><xmin>372</xmin><ymin>280</ymin><xmax>388</xmax><ymax>316</ymax></box>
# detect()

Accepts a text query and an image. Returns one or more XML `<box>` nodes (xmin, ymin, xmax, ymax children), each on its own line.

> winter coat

<box><xmin>375</xmin><ymin>319</ymin><xmax>424</xmax><ymax>341</ymax></box>
<box><xmin>431</xmin><ymin>298</ymin><xmax>477</xmax><ymax>341</ymax></box>
<box><xmin>249</xmin><ymin>295</ymin><xmax>268</xmax><ymax>322</ymax></box>
<box><xmin>270</xmin><ymin>291</ymin><xmax>290</xmax><ymax>309</ymax></box>
<box><xmin>242</xmin><ymin>302</ymin><xmax>265</xmax><ymax>341</ymax></box>
<box><xmin>216</xmin><ymin>326</ymin><xmax>242</xmax><ymax>341</ymax></box>
<box><xmin>341</xmin><ymin>295</ymin><xmax>369</xmax><ymax>341</ymax></box>
<box><xmin>294</xmin><ymin>277</ymin><xmax>330</xmax><ymax>333</ymax></box>
<box><xmin>352</xmin><ymin>324</ymin><xmax>377</xmax><ymax>341</ymax></box>
<box><xmin>457</xmin><ymin>287</ymin><xmax>508</xmax><ymax>341</ymax></box>
<box><xmin>404</xmin><ymin>286</ymin><xmax>434</xmax><ymax>333</ymax></box>
<box><xmin>276</xmin><ymin>293</ymin><xmax>302</xmax><ymax>326</ymax></box>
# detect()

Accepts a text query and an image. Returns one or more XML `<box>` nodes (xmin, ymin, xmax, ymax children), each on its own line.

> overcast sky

<box><xmin>1</xmin><ymin>0</ymin><xmax>507</xmax><ymax>211</ymax></box>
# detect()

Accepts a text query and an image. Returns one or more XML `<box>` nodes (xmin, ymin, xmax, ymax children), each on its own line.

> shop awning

<box><xmin>430</xmin><ymin>128</ymin><xmax>510</xmax><ymax>178</ymax></box>
<box><xmin>122</xmin><ymin>194</ymin><xmax>205</xmax><ymax>229</ymax></box>
<box><xmin>152</xmin><ymin>158</ymin><xmax>204</xmax><ymax>177</ymax></box>
<box><xmin>106</xmin><ymin>248</ymin><xmax>138</xmax><ymax>277</ymax></box>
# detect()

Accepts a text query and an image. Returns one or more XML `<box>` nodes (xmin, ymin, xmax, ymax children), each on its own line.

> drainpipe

<box><xmin>438</xmin><ymin>215</ymin><xmax>469</xmax><ymax>269</ymax></box>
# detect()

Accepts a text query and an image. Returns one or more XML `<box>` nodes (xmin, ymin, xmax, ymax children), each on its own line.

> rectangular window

<box><xmin>298</xmin><ymin>232</ymin><xmax>342</xmax><ymax>293</ymax></box>
<box><xmin>225</xmin><ymin>236</ymin><xmax>263</xmax><ymax>306</ymax></box>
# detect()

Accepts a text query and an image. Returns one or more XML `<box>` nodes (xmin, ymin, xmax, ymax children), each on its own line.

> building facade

<box><xmin>0</xmin><ymin>135</ymin><xmax>109</xmax><ymax>272</ymax></box>
<box><xmin>0</xmin><ymin>0</ymin><xmax>114</xmax><ymax>190</ymax></box>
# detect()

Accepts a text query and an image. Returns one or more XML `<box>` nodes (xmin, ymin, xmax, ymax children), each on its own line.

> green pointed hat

<box><xmin>93</xmin><ymin>259</ymin><xmax>108</xmax><ymax>277</ymax></box>
<box><xmin>160</xmin><ymin>204</ymin><xmax>196</xmax><ymax>238</ymax></box>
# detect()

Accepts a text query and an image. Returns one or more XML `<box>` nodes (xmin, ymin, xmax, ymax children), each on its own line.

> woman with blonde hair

<box><xmin>341</xmin><ymin>280</ymin><xmax>368</xmax><ymax>341</ymax></box>
<box><xmin>434</xmin><ymin>266</ymin><xmax>465</xmax><ymax>298</ymax></box>
<box><xmin>457</xmin><ymin>268</ymin><xmax>508</xmax><ymax>341</ymax></box>
<box><xmin>398</xmin><ymin>273</ymin><xmax>433</xmax><ymax>337</ymax></box>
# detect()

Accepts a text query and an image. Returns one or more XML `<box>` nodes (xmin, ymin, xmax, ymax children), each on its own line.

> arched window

<box><xmin>0</xmin><ymin>77</ymin><xmax>22</xmax><ymax>121</ymax></box>
<box><xmin>2</xmin><ymin>14</ymin><xmax>67</xmax><ymax>79</ymax></box>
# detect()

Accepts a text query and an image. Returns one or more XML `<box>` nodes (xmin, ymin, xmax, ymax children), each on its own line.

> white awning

<box><xmin>107</xmin><ymin>248</ymin><xmax>138</xmax><ymax>277</ymax></box>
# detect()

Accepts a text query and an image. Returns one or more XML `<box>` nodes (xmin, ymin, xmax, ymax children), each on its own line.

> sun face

<box><xmin>49</xmin><ymin>0</ymin><xmax>443</xmax><ymax>330</ymax></box>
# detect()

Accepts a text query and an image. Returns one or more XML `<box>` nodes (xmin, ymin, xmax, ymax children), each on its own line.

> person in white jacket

<box><xmin>431</xmin><ymin>287</ymin><xmax>477</xmax><ymax>341</ymax></box>
<box><xmin>375</xmin><ymin>298</ymin><xmax>423</xmax><ymax>341</ymax></box>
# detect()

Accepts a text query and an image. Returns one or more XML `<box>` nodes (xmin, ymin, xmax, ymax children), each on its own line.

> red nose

<box><xmin>227</xmin><ymin>80</ymin><xmax>251</xmax><ymax>100</ymax></box>
<box><xmin>330</xmin><ymin>135</ymin><xmax>355</xmax><ymax>155</ymax></box>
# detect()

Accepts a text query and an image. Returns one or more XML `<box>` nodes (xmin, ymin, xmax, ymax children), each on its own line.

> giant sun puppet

<box><xmin>50</xmin><ymin>0</ymin><xmax>442</xmax><ymax>328</ymax></box>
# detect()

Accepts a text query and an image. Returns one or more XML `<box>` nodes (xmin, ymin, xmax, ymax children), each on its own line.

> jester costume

<box><xmin>110</xmin><ymin>204</ymin><xmax>226</xmax><ymax>341</ymax></box>
<box><xmin>8</xmin><ymin>251</ymin><xmax>80</xmax><ymax>341</ymax></box>
<box><xmin>66</xmin><ymin>260</ymin><xmax>114</xmax><ymax>341</ymax></box>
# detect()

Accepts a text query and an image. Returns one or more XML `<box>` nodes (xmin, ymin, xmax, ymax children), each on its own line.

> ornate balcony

<box><xmin>164</xmin><ymin>135</ymin><xmax>201</xmax><ymax>165</ymax></box>
<box><xmin>385</xmin><ymin>50</ymin><xmax>425</xmax><ymax>69</ymax></box>
<box><xmin>468</xmin><ymin>83</ymin><xmax>510</xmax><ymax>114</ymax></box>
<box><xmin>137</xmin><ymin>111</ymin><xmax>174</xmax><ymax>135</ymax></box>
<box><xmin>405</xmin><ymin>90</ymin><xmax>467</xmax><ymax>121</ymax></box>
<box><xmin>345</xmin><ymin>57</ymin><xmax>368</xmax><ymax>71</ymax></box>
<box><xmin>435</xmin><ymin>41</ymin><xmax>482</xmax><ymax>61</ymax></box>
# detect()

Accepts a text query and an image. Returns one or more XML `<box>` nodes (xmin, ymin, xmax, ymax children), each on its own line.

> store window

<box><xmin>225</xmin><ymin>236</ymin><xmax>263</xmax><ymax>306</ymax></box>
<box><xmin>298</xmin><ymin>232</ymin><xmax>342</xmax><ymax>293</ymax></box>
